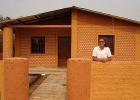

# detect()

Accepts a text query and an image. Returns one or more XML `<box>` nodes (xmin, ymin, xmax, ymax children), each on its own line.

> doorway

<box><xmin>58</xmin><ymin>37</ymin><xmax>71</xmax><ymax>67</ymax></box>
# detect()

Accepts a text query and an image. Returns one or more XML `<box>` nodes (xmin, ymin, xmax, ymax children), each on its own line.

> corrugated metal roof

<box><xmin>0</xmin><ymin>6</ymin><xmax>140</xmax><ymax>28</ymax></box>
<box><xmin>0</xmin><ymin>7</ymin><xmax>71</xmax><ymax>28</ymax></box>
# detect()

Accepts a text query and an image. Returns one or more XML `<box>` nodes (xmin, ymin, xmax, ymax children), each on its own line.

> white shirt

<box><xmin>92</xmin><ymin>46</ymin><xmax>112</xmax><ymax>59</ymax></box>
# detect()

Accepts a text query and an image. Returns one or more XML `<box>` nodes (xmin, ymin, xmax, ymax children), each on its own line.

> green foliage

<box><xmin>0</xmin><ymin>15</ymin><xmax>11</xmax><ymax>22</ymax></box>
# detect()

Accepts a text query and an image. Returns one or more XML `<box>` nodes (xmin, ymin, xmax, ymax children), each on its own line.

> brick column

<box><xmin>0</xmin><ymin>60</ymin><xmax>3</xmax><ymax>93</ymax></box>
<box><xmin>71</xmin><ymin>9</ymin><xmax>78</xmax><ymax>57</ymax></box>
<box><xmin>67</xmin><ymin>58</ymin><xmax>91</xmax><ymax>100</ymax></box>
<box><xmin>1</xmin><ymin>58</ymin><xmax>29</xmax><ymax>100</ymax></box>
<box><xmin>3</xmin><ymin>27</ymin><xmax>13</xmax><ymax>58</ymax></box>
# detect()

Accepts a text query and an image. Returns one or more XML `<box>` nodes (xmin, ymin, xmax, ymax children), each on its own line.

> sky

<box><xmin>0</xmin><ymin>0</ymin><xmax>140</xmax><ymax>21</ymax></box>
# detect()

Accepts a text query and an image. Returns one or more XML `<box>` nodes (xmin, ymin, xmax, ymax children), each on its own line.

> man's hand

<box><xmin>93</xmin><ymin>56</ymin><xmax>112</xmax><ymax>63</ymax></box>
<box><xmin>101</xmin><ymin>59</ymin><xmax>108</xmax><ymax>63</ymax></box>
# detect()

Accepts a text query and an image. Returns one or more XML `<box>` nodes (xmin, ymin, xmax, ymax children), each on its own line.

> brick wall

<box><xmin>67</xmin><ymin>58</ymin><xmax>140</xmax><ymax>100</ymax></box>
<box><xmin>0</xmin><ymin>31</ymin><xmax>2</xmax><ymax>59</ymax></box>
<box><xmin>0</xmin><ymin>60</ymin><xmax>3</xmax><ymax>93</ymax></box>
<box><xmin>67</xmin><ymin>58</ymin><xmax>91</xmax><ymax>100</ymax></box>
<box><xmin>91</xmin><ymin>61</ymin><xmax>140</xmax><ymax>100</ymax></box>
<box><xmin>77</xmin><ymin>10</ymin><xmax>137</xmax><ymax>61</ymax></box>
<box><xmin>15</xmin><ymin>28</ymin><xmax>70</xmax><ymax>67</ymax></box>
<box><xmin>136</xmin><ymin>28</ymin><xmax>140</xmax><ymax>60</ymax></box>
<box><xmin>1</xmin><ymin>58</ymin><xmax>29</xmax><ymax>100</ymax></box>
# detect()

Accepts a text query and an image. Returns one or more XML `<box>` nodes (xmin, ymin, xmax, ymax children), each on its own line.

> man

<box><xmin>92</xmin><ymin>38</ymin><xmax>112</xmax><ymax>63</ymax></box>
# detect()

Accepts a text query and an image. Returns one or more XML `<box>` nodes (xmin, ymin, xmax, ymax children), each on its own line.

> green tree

<box><xmin>0</xmin><ymin>15</ymin><xmax>11</xmax><ymax>22</ymax></box>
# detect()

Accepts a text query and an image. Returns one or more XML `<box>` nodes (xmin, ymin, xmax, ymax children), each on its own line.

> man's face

<box><xmin>99</xmin><ymin>39</ymin><xmax>105</xmax><ymax>48</ymax></box>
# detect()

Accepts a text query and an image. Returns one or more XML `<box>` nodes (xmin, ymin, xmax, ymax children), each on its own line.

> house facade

<box><xmin>0</xmin><ymin>6</ymin><xmax>140</xmax><ymax>67</ymax></box>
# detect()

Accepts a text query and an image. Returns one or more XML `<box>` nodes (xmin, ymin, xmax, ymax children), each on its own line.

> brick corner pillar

<box><xmin>71</xmin><ymin>8</ymin><xmax>78</xmax><ymax>58</ymax></box>
<box><xmin>67</xmin><ymin>58</ymin><xmax>91</xmax><ymax>100</ymax></box>
<box><xmin>3</xmin><ymin>27</ymin><xmax>13</xmax><ymax>59</ymax></box>
<box><xmin>1</xmin><ymin>57</ymin><xmax>29</xmax><ymax>100</ymax></box>
<box><xmin>0</xmin><ymin>60</ymin><xmax>4</xmax><ymax>94</ymax></box>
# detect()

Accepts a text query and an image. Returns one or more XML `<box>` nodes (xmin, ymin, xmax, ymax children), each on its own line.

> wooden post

<box><xmin>3</xmin><ymin>27</ymin><xmax>13</xmax><ymax>58</ymax></box>
<box><xmin>71</xmin><ymin>9</ymin><xmax>78</xmax><ymax>57</ymax></box>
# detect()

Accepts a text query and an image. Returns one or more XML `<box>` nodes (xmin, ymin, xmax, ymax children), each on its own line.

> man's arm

<box><xmin>93</xmin><ymin>56</ymin><xmax>112</xmax><ymax>63</ymax></box>
<box><xmin>93</xmin><ymin>56</ymin><xmax>104</xmax><ymax>62</ymax></box>
<box><xmin>107</xmin><ymin>57</ymin><xmax>112</xmax><ymax>61</ymax></box>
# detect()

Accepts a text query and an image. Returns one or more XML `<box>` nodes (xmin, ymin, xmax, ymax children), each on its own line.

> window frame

<box><xmin>98</xmin><ymin>35</ymin><xmax>115</xmax><ymax>55</ymax></box>
<box><xmin>31</xmin><ymin>36</ymin><xmax>45</xmax><ymax>54</ymax></box>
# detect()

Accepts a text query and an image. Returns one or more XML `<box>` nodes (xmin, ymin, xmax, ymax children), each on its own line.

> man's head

<box><xmin>98</xmin><ymin>38</ymin><xmax>106</xmax><ymax>49</ymax></box>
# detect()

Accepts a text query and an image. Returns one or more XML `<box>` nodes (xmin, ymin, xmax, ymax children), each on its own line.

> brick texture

<box><xmin>0</xmin><ymin>31</ymin><xmax>2</xmax><ymax>60</ymax></box>
<box><xmin>15</xmin><ymin>28</ymin><xmax>70</xmax><ymax>67</ymax></box>
<box><xmin>67</xmin><ymin>59</ymin><xmax>140</xmax><ymax>100</ymax></box>
<box><xmin>77</xmin><ymin>10</ymin><xmax>136</xmax><ymax>61</ymax></box>
<box><xmin>14</xmin><ymin>9</ymin><xmax>140</xmax><ymax>67</ymax></box>
<box><xmin>1</xmin><ymin>58</ymin><xmax>29</xmax><ymax>100</ymax></box>
<box><xmin>0</xmin><ymin>60</ymin><xmax>3</xmax><ymax>93</ymax></box>
<box><xmin>67</xmin><ymin>58</ymin><xmax>91</xmax><ymax>100</ymax></box>
<box><xmin>77</xmin><ymin>26</ymin><xmax>136</xmax><ymax>61</ymax></box>
<box><xmin>91</xmin><ymin>61</ymin><xmax>140</xmax><ymax>100</ymax></box>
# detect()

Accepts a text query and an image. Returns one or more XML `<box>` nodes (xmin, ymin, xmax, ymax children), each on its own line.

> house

<box><xmin>0</xmin><ymin>6</ymin><xmax>140</xmax><ymax>67</ymax></box>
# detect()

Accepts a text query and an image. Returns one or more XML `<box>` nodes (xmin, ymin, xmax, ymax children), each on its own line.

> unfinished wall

<box><xmin>15</xmin><ymin>28</ymin><xmax>70</xmax><ymax>67</ymax></box>
<box><xmin>76</xmin><ymin>10</ymin><xmax>138</xmax><ymax>61</ymax></box>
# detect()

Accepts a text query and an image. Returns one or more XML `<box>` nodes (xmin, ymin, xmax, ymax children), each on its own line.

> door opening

<box><xmin>58</xmin><ymin>37</ymin><xmax>71</xmax><ymax>67</ymax></box>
